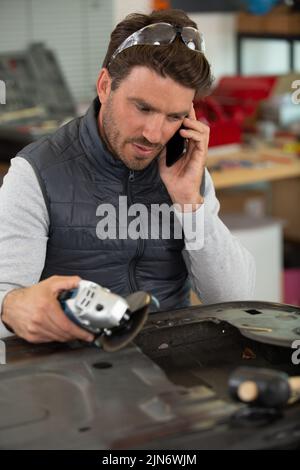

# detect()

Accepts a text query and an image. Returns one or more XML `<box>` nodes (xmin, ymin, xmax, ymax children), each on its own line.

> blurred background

<box><xmin>0</xmin><ymin>0</ymin><xmax>299</xmax><ymax>306</ymax></box>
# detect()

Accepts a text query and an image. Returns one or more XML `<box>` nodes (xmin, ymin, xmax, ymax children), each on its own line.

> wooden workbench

<box><xmin>208</xmin><ymin>145</ymin><xmax>300</xmax><ymax>189</ymax></box>
<box><xmin>208</xmin><ymin>144</ymin><xmax>300</xmax><ymax>241</ymax></box>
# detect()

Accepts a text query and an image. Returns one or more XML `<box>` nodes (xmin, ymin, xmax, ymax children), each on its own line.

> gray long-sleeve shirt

<box><xmin>0</xmin><ymin>156</ymin><xmax>256</xmax><ymax>338</ymax></box>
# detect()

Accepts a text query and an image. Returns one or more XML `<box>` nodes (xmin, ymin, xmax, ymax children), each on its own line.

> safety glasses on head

<box><xmin>108</xmin><ymin>22</ymin><xmax>205</xmax><ymax>66</ymax></box>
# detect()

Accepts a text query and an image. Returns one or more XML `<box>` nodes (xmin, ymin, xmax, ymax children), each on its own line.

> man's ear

<box><xmin>96</xmin><ymin>68</ymin><xmax>112</xmax><ymax>104</ymax></box>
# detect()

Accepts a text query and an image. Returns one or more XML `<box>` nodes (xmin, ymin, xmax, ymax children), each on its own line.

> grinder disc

<box><xmin>100</xmin><ymin>292</ymin><xmax>151</xmax><ymax>352</ymax></box>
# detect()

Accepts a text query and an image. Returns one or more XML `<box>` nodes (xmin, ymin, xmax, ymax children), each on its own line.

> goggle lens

<box><xmin>109</xmin><ymin>22</ymin><xmax>205</xmax><ymax>65</ymax></box>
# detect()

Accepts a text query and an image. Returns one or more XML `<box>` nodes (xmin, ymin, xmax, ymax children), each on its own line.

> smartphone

<box><xmin>166</xmin><ymin>126</ymin><xmax>187</xmax><ymax>167</ymax></box>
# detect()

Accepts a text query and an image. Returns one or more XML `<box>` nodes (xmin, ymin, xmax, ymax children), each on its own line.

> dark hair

<box><xmin>102</xmin><ymin>9</ymin><xmax>214</xmax><ymax>97</ymax></box>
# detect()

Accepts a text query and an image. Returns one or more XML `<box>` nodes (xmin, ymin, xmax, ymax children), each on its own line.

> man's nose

<box><xmin>142</xmin><ymin>116</ymin><xmax>164</xmax><ymax>145</ymax></box>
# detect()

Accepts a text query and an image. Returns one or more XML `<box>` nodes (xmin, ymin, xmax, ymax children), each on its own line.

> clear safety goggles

<box><xmin>109</xmin><ymin>22</ymin><xmax>205</xmax><ymax>65</ymax></box>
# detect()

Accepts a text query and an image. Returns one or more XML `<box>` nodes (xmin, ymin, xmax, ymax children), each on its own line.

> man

<box><xmin>0</xmin><ymin>9</ymin><xmax>255</xmax><ymax>343</ymax></box>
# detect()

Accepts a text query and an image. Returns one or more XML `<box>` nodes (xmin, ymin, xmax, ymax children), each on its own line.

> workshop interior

<box><xmin>0</xmin><ymin>0</ymin><xmax>300</xmax><ymax>452</ymax></box>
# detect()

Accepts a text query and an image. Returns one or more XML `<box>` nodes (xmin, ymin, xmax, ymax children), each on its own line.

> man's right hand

<box><xmin>1</xmin><ymin>275</ymin><xmax>94</xmax><ymax>344</ymax></box>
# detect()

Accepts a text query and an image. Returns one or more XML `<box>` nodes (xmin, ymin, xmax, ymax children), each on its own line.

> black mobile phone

<box><xmin>166</xmin><ymin>126</ymin><xmax>187</xmax><ymax>167</ymax></box>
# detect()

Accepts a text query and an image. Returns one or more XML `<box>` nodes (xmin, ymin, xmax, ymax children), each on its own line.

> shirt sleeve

<box><xmin>0</xmin><ymin>156</ymin><xmax>49</xmax><ymax>338</ymax></box>
<box><xmin>175</xmin><ymin>168</ymin><xmax>256</xmax><ymax>304</ymax></box>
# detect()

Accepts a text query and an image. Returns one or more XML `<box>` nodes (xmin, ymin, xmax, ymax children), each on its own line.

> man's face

<box><xmin>98</xmin><ymin>66</ymin><xmax>195</xmax><ymax>171</ymax></box>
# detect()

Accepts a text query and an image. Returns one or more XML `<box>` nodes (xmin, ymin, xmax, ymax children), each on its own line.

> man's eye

<box><xmin>138</xmin><ymin>106</ymin><xmax>150</xmax><ymax>113</ymax></box>
<box><xmin>169</xmin><ymin>116</ymin><xmax>182</xmax><ymax>122</ymax></box>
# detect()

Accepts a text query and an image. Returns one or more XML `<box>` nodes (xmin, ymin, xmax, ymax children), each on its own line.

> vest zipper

<box><xmin>128</xmin><ymin>170</ymin><xmax>135</xmax><ymax>183</ymax></box>
<box><xmin>127</xmin><ymin>170</ymin><xmax>145</xmax><ymax>293</ymax></box>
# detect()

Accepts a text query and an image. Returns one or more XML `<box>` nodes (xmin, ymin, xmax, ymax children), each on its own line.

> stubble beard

<box><xmin>101</xmin><ymin>101</ymin><xmax>163</xmax><ymax>171</ymax></box>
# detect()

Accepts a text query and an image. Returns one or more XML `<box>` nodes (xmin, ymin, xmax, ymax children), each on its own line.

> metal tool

<box><xmin>59</xmin><ymin>280</ymin><xmax>156</xmax><ymax>352</ymax></box>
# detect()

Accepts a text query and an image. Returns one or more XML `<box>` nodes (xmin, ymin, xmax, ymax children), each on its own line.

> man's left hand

<box><xmin>159</xmin><ymin>105</ymin><xmax>209</xmax><ymax>212</ymax></box>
